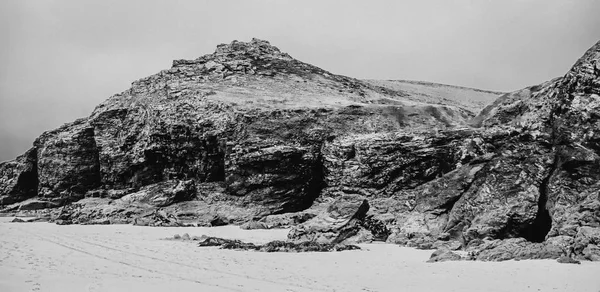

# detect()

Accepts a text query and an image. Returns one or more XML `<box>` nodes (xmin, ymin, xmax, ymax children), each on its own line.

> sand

<box><xmin>1</xmin><ymin>217</ymin><xmax>599</xmax><ymax>292</ymax></box>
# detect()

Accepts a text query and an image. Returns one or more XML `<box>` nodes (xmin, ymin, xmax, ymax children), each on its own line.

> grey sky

<box><xmin>1</xmin><ymin>0</ymin><xmax>599</xmax><ymax>162</ymax></box>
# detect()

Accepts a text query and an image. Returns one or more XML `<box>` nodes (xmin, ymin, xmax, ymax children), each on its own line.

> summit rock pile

<box><xmin>1</xmin><ymin>38</ymin><xmax>599</xmax><ymax>261</ymax></box>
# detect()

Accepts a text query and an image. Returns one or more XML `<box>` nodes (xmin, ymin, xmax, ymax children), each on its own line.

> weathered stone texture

<box><xmin>2</xmin><ymin>38</ymin><xmax>600</xmax><ymax>261</ymax></box>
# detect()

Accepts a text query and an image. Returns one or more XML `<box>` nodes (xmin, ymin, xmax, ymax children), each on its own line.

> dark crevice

<box><xmin>521</xmin><ymin>155</ymin><xmax>557</xmax><ymax>242</ymax></box>
<box><xmin>17</xmin><ymin>147</ymin><xmax>39</xmax><ymax>200</ymax></box>
<box><xmin>417</xmin><ymin>160</ymin><xmax>492</xmax><ymax>218</ymax></box>
<box><xmin>429</xmin><ymin>175</ymin><xmax>477</xmax><ymax>221</ymax></box>
<box><xmin>518</xmin><ymin>85</ymin><xmax>566</xmax><ymax>243</ymax></box>
<box><xmin>302</xmin><ymin>147</ymin><xmax>328</xmax><ymax>208</ymax></box>
<box><xmin>432</xmin><ymin>193</ymin><xmax>464</xmax><ymax>216</ymax></box>
<box><xmin>1</xmin><ymin>147</ymin><xmax>39</xmax><ymax>207</ymax></box>
<box><xmin>434</xmin><ymin>168</ymin><xmax>482</xmax><ymax>216</ymax></box>
<box><xmin>272</xmin><ymin>147</ymin><xmax>325</xmax><ymax>215</ymax></box>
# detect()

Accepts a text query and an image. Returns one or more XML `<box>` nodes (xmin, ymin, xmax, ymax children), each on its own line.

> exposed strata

<box><xmin>1</xmin><ymin>38</ymin><xmax>599</xmax><ymax>261</ymax></box>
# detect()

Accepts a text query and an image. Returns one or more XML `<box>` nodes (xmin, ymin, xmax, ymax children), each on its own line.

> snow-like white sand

<box><xmin>1</xmin><ymin>217</ymin><xmax>599</xmax><ymax>292</ymax></box>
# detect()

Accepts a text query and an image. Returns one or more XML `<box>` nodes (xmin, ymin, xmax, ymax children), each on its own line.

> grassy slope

<box><xmin>365</xmin><ymin>79</ymin><xmax>504</xmax><ymax>114</ymax></box>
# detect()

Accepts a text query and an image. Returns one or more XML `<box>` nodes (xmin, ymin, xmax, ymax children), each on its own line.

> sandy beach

<box><xmin>0</xmin><ymin>217</ymin><xmax>599</xmax><ymax>292</ymax></box>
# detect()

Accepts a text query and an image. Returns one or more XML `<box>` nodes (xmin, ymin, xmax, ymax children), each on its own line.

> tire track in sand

<box><xmin>16</xmin><ymin>228</ymin><xmax>247</xmax><ymax>292</ymax></box>
<box><xmin>73</xmin><ymin>234</ymin><xmax>332</xmax><ymax>291</ymax></box>
<box><xmin>16</xmin><ymin>227</ymin><xmax>330</xmax><ymax>292</ymax></box>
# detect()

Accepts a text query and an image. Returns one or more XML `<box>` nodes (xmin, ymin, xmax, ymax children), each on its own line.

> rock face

<box><xmin>0</xmin><ymin>148</ymin><xmax>37</xmax><ymax>205</ymax></box>
<box><xmin>117</xmin><ymin>179</ymin><xmax>196</xmax><ymax>207</ymax></box>
<box><xmin>467</xmin><ymin>237</ymin><xmax>570</xmax><ymax>261</ymax></box>
<box><xmin>226</xmin><ymin>143</ymin><xmax>323</xmax><ymax>213</ymax></box>
<box><xmin>35</xmin><ymin>121</ymin><xmax>102</xmax><ymax>203</ymax></box>
<box><xmin>1</xmin><ymin>38</ymin><xmax>599</xmax><ymax>261</ymax></box>
<box><xmin>427</xmin><ymin>248</ymin><xmax>463</xmax><ymax>263</ymax></box>
<box><xmin>197</xmin><ymin>236</ymin><xmax>361</xmax><ymax>252</ymax></box>
<box><xmin>287</xmin><ymin>194</ymin><xmax>369</xmax><ymax>244</ymax></box>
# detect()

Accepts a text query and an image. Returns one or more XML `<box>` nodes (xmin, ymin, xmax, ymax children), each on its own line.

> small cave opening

<box><xmin>275</xmin><ymin>151</ymin><xmax>326</xmax><ymax>215</ymax></box>
<box><xmin>203</xmin><ymin>136</ymin><xmax>227</xmax><ymax>182</ymax></box>
<box><xmin>521</xmin><ymin>202</ymin><xmax>552</xmax><ymax>243</ymax></box>
<box><xmin>520</xmin><ymin>163</ymin><xmax>555</xmax><ymax>243</ymax></box>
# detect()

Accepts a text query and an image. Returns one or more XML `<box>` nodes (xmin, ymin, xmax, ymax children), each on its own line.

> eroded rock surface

<box><xmin>0</xmin><ymin>148</ymin><xmax>38</xmax><ymax>206</ymax></box>
<box><xmin>287</xmin><ymin>194</ymin><xmax>369</xmax><ymax>244</ymax></box>
<box><xmin>1</xmin><ymin>38</ymin><xmax>599</xmax><ymax>261</ymax></box>
<box><xmin>197</xmin><ymin>236</ymin><xmax>361</xmax><ymax>252</ymax></box>
<box><xmin>427</xmin><ymin>248</ymin><xmax>463</xmax><ymax>263</ymax></box>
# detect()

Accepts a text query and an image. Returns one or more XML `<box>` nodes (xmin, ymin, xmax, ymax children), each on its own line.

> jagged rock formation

<box><xmin>196</xmin><ymin>236</ymin><xmax>361</xmax><ymax>252</ymax></box>
<box><xmin>0</xmin><ymin>148</ymin><xmax>37</xmax><ymax>205</ymax></box>
<box><xmin>427</xmin><ymin>248</ymin><xmax>462</xmax><ymax>263</ymax></box>
<box><xmin>1</xmin><ymin>38</ymin><xmax>599</xmax><ymax>261</ymax></box>
<box><xmin>287</xmin><ymin>194</ymin><xmax>369</xmax><ymax>244</ymax></box>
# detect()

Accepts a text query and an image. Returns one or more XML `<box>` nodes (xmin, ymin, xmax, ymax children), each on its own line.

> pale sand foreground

<box><xmin>1</xmin><ymin>218</ymin><xmax>599</xmax><ymax>292</ymax></box>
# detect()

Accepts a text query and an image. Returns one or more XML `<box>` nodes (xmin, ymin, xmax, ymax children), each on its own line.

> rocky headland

<box><xmin>1</xmin><ymin>38</ymin><xmax>599</xmax><ymax>262</ymax></box>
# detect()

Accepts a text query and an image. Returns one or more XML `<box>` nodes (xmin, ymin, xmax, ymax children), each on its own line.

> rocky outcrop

<box><xmin>1</xmin><ymin>38</ymin><xmax>599</xmax><ymax>261</ymax></box>
<box><xmin>116</xmin><ymin>179</ymin><xmax>196</xmax><ymax>207</ymax></box>
<box><xmin>0</xmin><ymin>148</ymin><xmax>37</xmax><ymax>205</ymax></box>
<box><xmin>35</xmin><ymin>120</ymin><xmax>101</xmax><ymax>203</ymax></box>
<box><xmin>445</xmin><ymin>140</ymin><xmax>554</xmax><ymax>243</ymax></box>
<box><xmin>322</xmin><ymin>129</ymin><xmax>492</xmax><ymax>195</ymax></box>
<box><xmin>455</xmin><ymin>40</ymin><xmax>600</xmax><ymax>261</ymax></box>
<box><xmin>287</xmin><ymin>194</ymin><xmax>369</xmax><ymax>244</ymax></box>
<box><xmin>427</xmin><ymin>248</ymin><xmax>463</xmax><ymax>263</ymax></box>
<box><xmin>573</xmin><ymin>227</ymin><xmax>600</xmax><ymax>261</ymax></box>
<box><xmin>258</xmin><ymin>211</ymin><xmax>317</xmax><ymax>228</ymax></box>
<box><xmin>466</xmin><ymin>237</ymin><xmax>569</xmax><ymax>261</ymax></box>
<box><xmin>226</xmin><ymin>143</ymin><xmax>323</xmax><ymax>214</ymax></box>
<box><xmin>49</xmin><ymin>181</ymin><xmax>259</xmax><ymax>226</ymax></box>
<box><xmin>197</xmin><ymin>236</ymin><xmax>361</xmax><ymax>252</ymax></box>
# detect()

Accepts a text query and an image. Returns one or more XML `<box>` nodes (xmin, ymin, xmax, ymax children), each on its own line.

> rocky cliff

<box><xmin>1</xmin><ymin>38</ymin><xmax>599</xmax><ymax>261</ymax></box>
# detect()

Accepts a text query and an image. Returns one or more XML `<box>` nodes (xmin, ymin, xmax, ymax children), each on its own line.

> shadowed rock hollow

<box><xmin>1</xmin><ymin>38</ymin><xmax>599</xmax><ymax>261</ymax></box>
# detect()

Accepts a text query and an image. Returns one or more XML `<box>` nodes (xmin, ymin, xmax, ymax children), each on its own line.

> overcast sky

<box><xmin>1</xmin><ymin>0</ymin><xmax>599</xmax><ymax>162</ymax></box>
